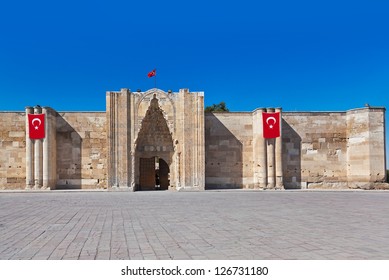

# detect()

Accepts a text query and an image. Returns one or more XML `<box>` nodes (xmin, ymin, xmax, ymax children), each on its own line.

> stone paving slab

<box><xmin>0</xmin><ymin>190</ymin><xmax>388</xmax><ymax>260</ymax></box>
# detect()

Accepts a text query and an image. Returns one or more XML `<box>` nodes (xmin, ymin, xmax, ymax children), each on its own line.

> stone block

<box><xmin>9</xmin><ymin>131</ymin><xmax>25</xmax><ymax>138</ymax></box>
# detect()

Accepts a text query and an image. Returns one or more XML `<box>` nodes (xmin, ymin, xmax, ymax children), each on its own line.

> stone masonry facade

<box><xmin>0</xmin><ymin>88</ymin><xmax>387</xmax><ymax>190</ymax></box>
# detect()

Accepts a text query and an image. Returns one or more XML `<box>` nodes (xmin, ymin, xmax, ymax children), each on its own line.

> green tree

<box><xmin>204</xmin><ymin>101</ymin><xmax>229</xmax><ymax>113</ymax></box>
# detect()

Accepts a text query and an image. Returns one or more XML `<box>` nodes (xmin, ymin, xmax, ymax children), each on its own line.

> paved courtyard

<box><xmin>0</xmin><ymin>190</ymin><xmax>388</xmax><ymax>260</ymax></box>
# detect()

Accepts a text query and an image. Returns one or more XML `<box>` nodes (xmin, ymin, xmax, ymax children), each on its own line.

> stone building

<box><xmin>0</xmin><ymin>88</ymin><xmax>387</xmax><ymax>191</ymax></box>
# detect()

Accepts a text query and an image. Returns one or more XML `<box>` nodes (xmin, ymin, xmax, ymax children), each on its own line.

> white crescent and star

<box><xmin>266</xmin><ymin>116</ymin><xmax>277</xmax><ymax>129</ymax></box>
<box><xmin>31</xmin><ymin>118</ymin><xmax>41</xmax><ymax>130</ymax></box>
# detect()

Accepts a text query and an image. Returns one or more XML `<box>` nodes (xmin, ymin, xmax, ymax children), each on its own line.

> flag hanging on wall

<box><xmin>262</xmin><ymin>112</ymin><xmax>280</xmax><ymax>138</ymax></box>
<box><xmin>147</xmin><ymin>69</ymin><xmax>156</xmax><ymax>78</ymax></box>
<box><xmin>28</xmin><ymin>114</ymin><xmax>45</xmax><ymax>139</ymax></box>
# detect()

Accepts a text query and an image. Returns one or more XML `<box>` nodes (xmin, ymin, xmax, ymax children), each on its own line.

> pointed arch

<box><xmin>135</xmin><ymin>89</ymin><xmax>176</xmax><ymax>137</ymax></box>
<box><xmin>134</xmin><ymin>95</ymin><xmax>174</xmax><ymax>190</ymax></box>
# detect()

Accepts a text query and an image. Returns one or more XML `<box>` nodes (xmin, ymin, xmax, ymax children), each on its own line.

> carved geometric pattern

<box><xmin>135</xmin><ymin>89</ymin><xmax>176</xmax><ymax>136</ymax></box>
<box><xmin>136</xmin><ymin>95</ymin><xmax>174</xmax><ymax>153</ymax></box>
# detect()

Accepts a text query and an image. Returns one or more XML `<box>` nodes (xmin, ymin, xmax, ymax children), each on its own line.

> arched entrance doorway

<box><xmin>106</xmin><ymin>88</ymin><xmax>205</xmax><ymax>191</ymax></box>
<box><xmin>139</xmin><ymin>157</ymin><xmax>169</xmax><ymax>190</ymax></box>
<box><xmin>135</xmin><ymin>94</ymin><xmax>174</xmax><ymax>191</ymax></box>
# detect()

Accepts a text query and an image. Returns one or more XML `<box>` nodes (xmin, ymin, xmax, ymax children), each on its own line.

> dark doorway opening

<box><xmin>139</xmin><ymin>156</ymin><xmax>169</xmax><ymax>191</ymax></box>
<box><xmin>158</xmin><ymin>158</ymin><xmax>169</xmax><ymax>190</ymax></box>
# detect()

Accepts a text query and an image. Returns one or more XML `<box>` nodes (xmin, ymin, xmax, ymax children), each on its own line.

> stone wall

<box><xmin>205</xmin><ymin>112</ymin><xmax>253</xmax><ymax>189</ymax></box>
<box><xmin>205</xmin><ymin>107</ymin><xmax>387</xmax><ymax>189</ymax></box>
<box><xmin>0</xmin><ymin>112</ymin><xmax>26</xmax><ymax>189</ymax></box>
<box><xmin>0</xmin><ymin>105</ymin><xmax>386</xmax><ymax>190</ymax></box>
<box><xmin>282</xmin><ymin>107</ymin><xmax>386</xmax><ymax>189</ymax></box>
<box><xmin>346</xmin><ymin>108</ymin><xmax>386</xmax><ymax>188</ymax></box>
<box><xmin>177</xmin><ymin>89</ymin><xmax>205</xmax><ymax>190</ymax></box>
<box><xmin>0</xmin><ymin>111</ymin><xmax>108</xmax><ymax>190</ymax></box>
<box><xmin>282</xmin><ymin>112</ymin><xmax>348</xmax><ymax>189</ymax></box>
<box><xmin>56</xmin><ymin>112</ymin><xmax>107</xmax><ymax>189</ymax></box>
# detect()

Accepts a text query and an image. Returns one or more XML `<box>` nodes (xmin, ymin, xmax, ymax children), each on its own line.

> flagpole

<box><xmin>154</xmin><ymin>70</ymin><xmax>157</xmax><ymax>90</ymax></box>
<box><xmin>147</xmin><ymin>68</ymin><xmax>157</xmax><ymax>91</ymax></box>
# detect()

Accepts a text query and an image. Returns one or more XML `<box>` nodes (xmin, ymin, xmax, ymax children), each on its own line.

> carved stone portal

<box><xmin>106</xmin><ymin>88</ymin><xmax>205</xmax><ymax>191</ymax></box>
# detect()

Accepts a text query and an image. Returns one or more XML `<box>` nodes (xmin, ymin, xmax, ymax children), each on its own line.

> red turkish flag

<box><xmin>147</xmin><ymin>69</ymin><xmax>156</xmax><ymax>78</ymax></box>
<box><xmin>28</xmin><ymin>114</ymin><xmax>45</xmax><ymax>139</ymax></box>
<box><xmin>262</xmin><ymin>112</ymin><xmax>280</xmax><ymax>138</ymax></box>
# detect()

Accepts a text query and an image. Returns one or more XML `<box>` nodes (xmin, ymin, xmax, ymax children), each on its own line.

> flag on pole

<box><xmin>28</xmin><ymin>114</ymin><xmax>45</xmax><ymax>139</ymax></box>
<box><xmin>147</xmin><ymin>69</ymin><xmax>156</xmax><ymax>78</ymax></box>
<box><xmin>262</xmin><ymin>112</ymin><xmax>280</xmax><ymax>138</ymax></box>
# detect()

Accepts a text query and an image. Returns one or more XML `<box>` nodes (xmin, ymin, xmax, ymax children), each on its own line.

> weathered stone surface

<box><xmin>106</xmin><ymin>88</ymin><xmax>205</xmax><ymax>191</ymax></box>
<box><xmin>55</xmin><ymin>112</ymin><xmax>107</xmax><ymax>189</ymax></box>
<box><xmin>205</xmin><ymin>112</ymin><xmax>253</xmax><ymax>189</ymax></box>
<box><xmin>0</xmin><ymin>112</ymin><xmax>26</xmax><ymax>189</ymax></box>
<box><xmin>0</xmin><ymin>91</ymin><xmax>386</xmax><ymax>190</ymax></box>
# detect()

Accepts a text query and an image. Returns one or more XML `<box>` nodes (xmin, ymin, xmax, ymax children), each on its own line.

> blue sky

<box><xmin>1</xmin><ymin>0</ymin><xmax>388</xmax><ymax>166</ymax></box>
